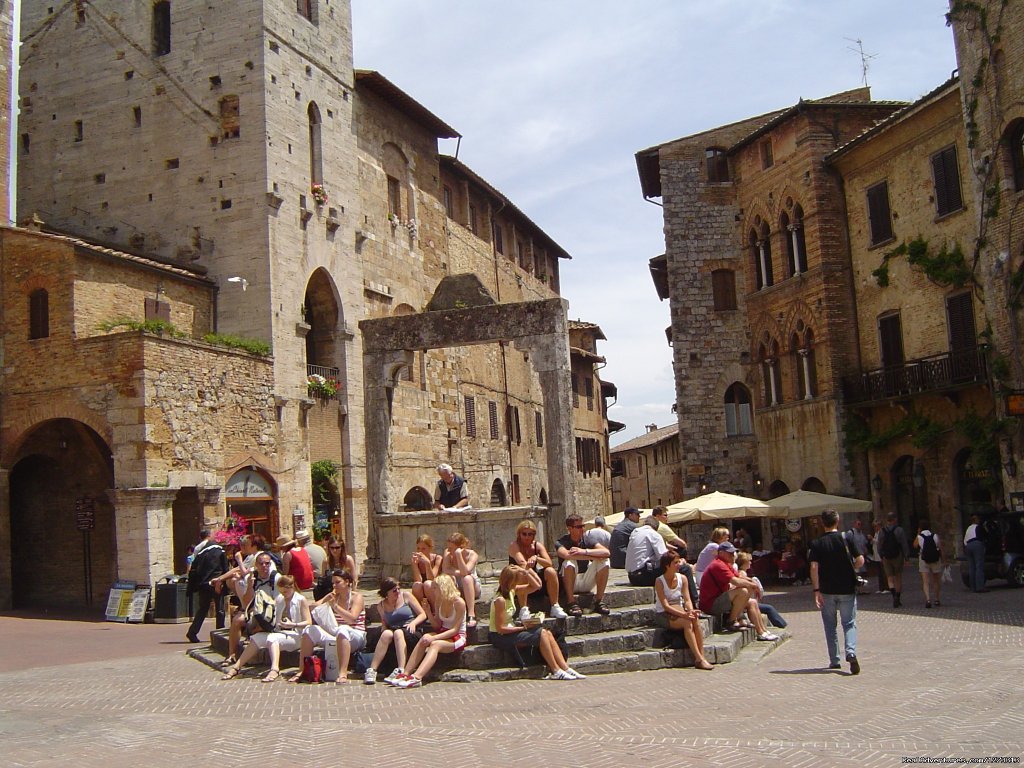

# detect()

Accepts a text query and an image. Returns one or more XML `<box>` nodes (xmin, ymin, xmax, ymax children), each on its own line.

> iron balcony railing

<box><xmin>842</xmin><ymin>347</ymin><xmax>988</xmax><ymax>405</ymax></box>
<box><xmin>306</xmin><ymin>363</ymin><xmax>341</xmax><ymax>400</ymax></box>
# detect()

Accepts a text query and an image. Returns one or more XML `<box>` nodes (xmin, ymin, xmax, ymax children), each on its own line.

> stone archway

<box><xmin>7</xmin><ymin>419</ymin><xmax>115</xmax><ymax>609</ymax></box>
<box><xmin>359</xmin><ymin>280</ymin><xmax>575</xmax><ymax>562</ymax></box>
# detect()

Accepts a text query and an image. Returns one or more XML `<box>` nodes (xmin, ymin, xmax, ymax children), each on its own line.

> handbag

<box><xmin>312</xmin><ymin>602</ymin><xmax>339</xmax><ymax>633</ymax></box>
<box><xmin>941</xmin><ymin>565</ymin><xmax>953</xmax><ymax>583</ymax></box>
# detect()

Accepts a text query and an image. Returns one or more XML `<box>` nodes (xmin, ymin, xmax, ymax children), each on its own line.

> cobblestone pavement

<box><xmin>2</xmin><ymin>569</ymin><xmax>1022</xmax><ymax>768</ymax></box>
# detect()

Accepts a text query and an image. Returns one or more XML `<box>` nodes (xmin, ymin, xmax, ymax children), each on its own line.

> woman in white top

<box><xmin>912</xmin><ymin>520</ymin><xmax>945</xmax><ymax>608</ymax></box>
<box><xmin>694</xmin><ymin>527</ymin><xmax>730</xmax><ymax>586</ymax></box>
<box><xmin>295</xmin><ymin>568</ymin><xmax>366</xmax><ymax>683</ymax></box>
<box><xmin>654</xmin><ymin>551</ymin><xmax>713</xmax><ymax>671</ymax></box>
<box><xmin>221</xmin><ymin>575</ymin><xmax>311</xmax><ymax>682</ymax></box>
<box><xmin>393</xmin><ymin>574</ymin><xmax>466</xmax><ymax>688</ymax></box>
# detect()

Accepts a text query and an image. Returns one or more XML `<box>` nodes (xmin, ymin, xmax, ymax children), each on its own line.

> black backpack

<box><xmin>920</xmin><ymin>533</ymin><xmax>940</xmax><ymax>564</ymax></box>
<box><xmin>880</xmin><ymin>525</ymin><xmax>902</xmax><ymax>559</ymax></box>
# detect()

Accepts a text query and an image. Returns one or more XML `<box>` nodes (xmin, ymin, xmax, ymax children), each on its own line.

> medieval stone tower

<box><xmin>17</xmin><ymin>0</ymin><xmax>366</xmax><ymax>540</ymax></box>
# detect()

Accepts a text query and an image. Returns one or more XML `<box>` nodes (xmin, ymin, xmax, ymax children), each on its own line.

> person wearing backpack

<box><xmin>879</xmin><ymin>513</ymin><xmax>909</xmax><ymax>608</ymax></box>
<box><xmin>913</xmin><ymin>520</ymin><xmax>944</xmax><ymax>609</ymax></box>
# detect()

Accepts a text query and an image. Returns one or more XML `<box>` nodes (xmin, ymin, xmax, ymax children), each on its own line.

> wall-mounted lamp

<box><xmin>698</xmin><ymin>475</ymin><xmax>710</xmax><ymax>494</ymax></box>
<box><xmin>871</xmin><ymin>474</ymin><xmax>882</xmax><ymax>492</ymax></box>
<box><xmin>753</xmin><ymin>473</ymin><xmax>763</xmax><ymax>491</ymax></box>
<box><xmin>227</xmin><ymin>276</ymin><xmax>249</xmax><ymax>291</ymax></box>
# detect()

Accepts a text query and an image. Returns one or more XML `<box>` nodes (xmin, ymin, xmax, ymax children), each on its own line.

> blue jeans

<box><xmin>965</xmin><ymin>539</ymin><xmax>986</xmax><ymax>591</ymax></box>
<box><xmin>820</xmin><ymin>593</ymin><xmax>857</xmax><ymax>665</ymax></box>
<box><xmin>760</xmin><ymin>602</ymin><xmax>787</xmax><ymax>628</ymax></box>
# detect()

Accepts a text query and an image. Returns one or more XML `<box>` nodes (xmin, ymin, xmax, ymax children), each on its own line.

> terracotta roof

<box><xmin>355</xmin><ymin>70</ymin><xmax>461</xmax><ymax>139</ymax></box>
<box><xmin>5</xmin><ymin>225</ymin><xmax>215</xmax><ymax>285</ymax></box>
<box><xmin>440</xmin><ymin>155</ymin><xmax>571</xmax><ymax>260</ymax></box>
<box><xmin>611</xmin><ymin>423</ymin><xmax>679</xmax><ymax>453</ymax></box>
<box><xmin>825</xmin><ymin>76</ymin><xmax>960</xmax><ymax>164</ymax></box>
<box><xmin>568</xmin><ymin>319</ymin><xmax>606</xmax><ymax>339</ymax></box>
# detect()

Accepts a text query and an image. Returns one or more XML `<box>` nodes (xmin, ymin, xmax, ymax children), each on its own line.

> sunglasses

<box><xmin>520</xmin><ymin>530</ymin><xmax>537</xmax><ymax>537</ymax></box>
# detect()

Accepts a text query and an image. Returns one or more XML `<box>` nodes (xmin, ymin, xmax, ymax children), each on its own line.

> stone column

<box><xmin>107</xmin><ymin>487</ymin><xmax>179</xmax><ymax>588</ymax></box>
<box><xmin>0</xmin><ymin>469</ymin><xmax>10</xmax><ymax>609</ymax></box>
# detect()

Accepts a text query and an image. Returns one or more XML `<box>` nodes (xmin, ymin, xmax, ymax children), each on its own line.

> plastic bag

<box><xmin>941</xmin><ymin>565</ymin><xmax>953</xmax><ymax>583</ymax></box>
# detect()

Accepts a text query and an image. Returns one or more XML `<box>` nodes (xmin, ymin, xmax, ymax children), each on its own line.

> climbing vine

<box><xmin>872</xmin><ymin>236</ymin><xmax>973</xmax><ymax>289</ymax></box>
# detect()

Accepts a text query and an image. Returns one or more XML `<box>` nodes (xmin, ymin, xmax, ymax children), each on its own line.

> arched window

<box><xmin>705</xmin><ymin>147</ymin><xmax>729</xmax><ymax>183</ymax></box>
<box><xmin>29</xmin><ymin>289</ymin><xmax>49</xmax><ymax>339</ymax></box>
<box><xmin>489</xmin><ymin>479</ymin><xmax>508</xmax><ymax>507</ymax></box>
<box><xmin>403</xmin><ymin>486</ymin><xmax>433</xmax><ymax>511</ymax></box>
<box><xmin>759</xmin><ymin>338</ymin><xmax>781</xmax><ymax>406</ymax></box>
<box><xmin>751</xmin><ymin>222</ymin><xmax>773</xmax><ymax>290</ymax></box>
<box><xmin>783</xmin><ymin>206</ymin><xmax>807</xmax><ymax>276</ymax></box>
<box><xmin>152</xmin><ymin>2</ymin><xmax>171</xmax><ymax>57</ymax></box>
<box><xmin>308</xmin><ymin>102</ymin><xmax>323</xmax><ymax>186</ymax></box>
<box><xmin>724</xmin><ymin>383</ymin><xmax>753</xmax><ymax>436</ymax></box>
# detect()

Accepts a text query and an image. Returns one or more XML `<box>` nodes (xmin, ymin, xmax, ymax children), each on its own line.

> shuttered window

<box><xmin>29</xmin><ymin>289</ymin><xmax>49</xmax><ymax>340</ymax></box>
<box><xmin>464</xmin><ymin>396</ymin><xmax>476</xmax><ymax>438</ymax></box>
<box><xmin>946</xmin><ymin>292</ymin><xmax>977</xmax><ymax>353</ymax></box>
<box><xmin>931</xmin><ymin>145</ymin><xmax>963</xmax><ymax>217</ymax></box>
<box><xmin>488</xmin><ymin>401</ymin><xmax>499</xmax><ymax>439</ymax></box>
<box><xmin>866</xmin><ymin>181</ymin><xmax>894</xmax><ymax>245</ymax></box>
<box><xmin>878</xmin><ymin>313</ymin><xmax>904</xmax><ymax>367</ymax></box>
<box><xmin>145</xmin><ymin>297</ymin><xmax>171</xmax><ymax>323</ymax></box>
<box><xmin>712</xmin><ymin>269</ymin><xmax>737</xmax><ymax>310</ymax></box>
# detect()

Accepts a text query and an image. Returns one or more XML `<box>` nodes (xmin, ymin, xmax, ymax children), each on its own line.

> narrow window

<box><xmin>29</xmin><ymin>289</ymin><xmax>49</xmax><ymax>339</ymax></box>
<box><xmin>133</xmin><ymin>106</ymin><xmax>142</xmax><ymax>127</ymax></box>
<box><xmin>783</xmin><ymin>206</ymin><xmax>808</xmax><ymax>275</ymax></box>
<box><xmin>464</xmin><ymin>395</ymin><xmax>476</xmax><ymax>438</ymax></box>
<box><xmin>571</xmin><ymin>373</ymin><xmax>579</xmax><ymax>408</ymax></box>
<box><xmin>878</xmin><ymin>313</ymin><xmax>904</xmax><ymax>368</ymax></box>
<box><xmin>153</xmin><ymin>1</ymin><xmax>171</xmax><ymax>57</ymax></box>
<box><xmin>297</xmin><ymin>0</ymin><xmax>315</xmax><ymax>23</ymax></box>
<box><xmin>387</xmin><ymin>176</ymin><xmax>401</xmax><ymax>219</ymax></box>
<box><xmin>219</xmin><ymin>95</ymin><xmax>240</xmax><ymax>139</ymax></box>
<box><xmin>443</xmin><ymin>186</ymin><xmax>454</xmax><ymax>218</ymax></box>
<box><xmin>469</xmin><ymin>204</ymin><xmax>478</xmax><ymax>234</ymax></box>
<box><xmin>1009</xmin><ymin>121</ymin><xmax>1024</xmax><ymax>192</ymax></box>
<box><xmin>488</xmin><ymin>400</ymin><xmax>499</xmax><ymax>440</ymax></box>
<box><xmin>492</xmin><ymin>221</ymin><xmax>504</xmax><ymax>254</ymax></box>
<box><xmin>705</xmin><ymin>147</ymin><xmax>729</xmax><ymax>182</ymax></box>
<box><xmin>308</xmin><ymin>102</ymin><xmax>322</xmax><ymax>185</ymax></box>
<box><xmin>947</xmin><ymin>291</ymin><xmax>980</xmax><ymax>382</ymax></box>
<box><xmin>711</xmin><ymin>269</ymin><xmax>737</xmax><ymax>310</ymax></box>
<box><xmin>751</xmin><ymin>224</ymin><xmax>773</xmax><ymax>290</ymax></box>
<box><xmin>20</xmin><ymin>133</ymin><xmax>29</xmax><ymax>154</ymax></box>
<box><xmin>760</xmin><ymin>140</ymin><xmax>774</xmax><ymax>169</ymax></box>
<box><xmin>74</xmin><ymin>120</ymin><xmax>83</xmax><ymax>142</ymax></box>
<box><xmin>724</xmin><ymin>383</ymin><xmax>752</xmax><ymax>436</ymax></box>
<box><xmin>931</xmin><ymin>145</ymin><xmax>963</xmax><ymax>217</ymax></box>
<box><xmin>584</xmin><ymin>376</ymin><xmax>594</xmax><ymax>411</ymax></box>
<box><xmin>535</xmin><ymin>410</ymin><xmax>543</xmax><ymax>447</ymax></box>
<box><xmin>866</xmin><ymin>181</ymin><xmax>894</xmax><ymax>245</ymax></box>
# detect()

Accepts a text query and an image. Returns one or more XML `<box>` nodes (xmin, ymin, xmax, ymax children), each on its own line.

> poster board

<box><xmin>126</xmin><ymin>587</ymin><xmax>151</xmax><ymax>623</ymax></box>
<box><xmin>105</xmin><ymin>580</ymin><xmax>137</xmax><ymax>622</ymax></box>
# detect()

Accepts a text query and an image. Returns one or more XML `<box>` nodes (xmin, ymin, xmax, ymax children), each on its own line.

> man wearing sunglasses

<box><xmin>555</xmin><ymin>515</ymin><xmax>611</xmax><ymax>617</ymax></box>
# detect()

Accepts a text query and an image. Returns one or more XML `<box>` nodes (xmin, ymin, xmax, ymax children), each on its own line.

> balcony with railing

<box><xmin>306</xmin><ymin>363</ymin><xmax>341</xmax><ymax>400</ymax></box>
<box><xmin>842</xmin><ymin>347</ymin><xmax>989</xmax><ymax>405</ymax></box>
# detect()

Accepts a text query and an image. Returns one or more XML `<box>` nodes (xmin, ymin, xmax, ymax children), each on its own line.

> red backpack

<box><xmin>299</xmin><ymin>655</ymin><xmax>323</xmax><ymax>683</ymax></box>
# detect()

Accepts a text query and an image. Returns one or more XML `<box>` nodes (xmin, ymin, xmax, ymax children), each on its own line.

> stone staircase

<box><xmin>192</xmin><ymin>577</ymin><xmax>787</xmax><ymax>681</ymax></box>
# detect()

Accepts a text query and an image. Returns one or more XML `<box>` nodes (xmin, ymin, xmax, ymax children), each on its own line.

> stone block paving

<box><xmin>1</xmin><ymin>568</ymin><xmax>1022</xmax><ymax>767</ymax></box>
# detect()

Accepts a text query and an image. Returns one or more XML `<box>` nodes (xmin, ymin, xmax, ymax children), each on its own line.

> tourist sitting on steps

<box><xmin>220</xmin><ymin>552</ymin><xmax>282</xmax><ymax>665</ymax></box>
<box><xmin>363</xmin><ymin>576</ymin><xmax>427</xmax><ymax>685</ymax></box>
<box><xmin>221</xmin><ymin>575</ymin><xmax>311</xmax><ymax>683</ymax></box>
<box><xmin>735</xmin><ymin>551</ymin><xmax>787</xmax><ymax>629</ymax></box>
<box><xmin>489</xmin><ymin>564</ymin><xmax>584</xmax><ymax>680</ymax></box>
<box><xmin>440</xmin><ymin>532</ymin><xmax>481</xmax><ymax>628</ymax></box>
<box><xmin>698</xmin><ymin>542</ymin><xmax>778</xmax><ymax>642</ymax></box>
<box><xmin>508</xmin><ymin>519</ymin><xmax>568</xmax><ymax>619</ymax></box>
<box><xmin>653</xmin><ymin>551</ymin><xmax>713</xmax><ymax>671</ymax></box>
<box><xmin>392</xmin><ymin>574</ymin><xmax>466</xmax><ymax>688</ymax></box>
<box><xmin>292</xmin><ymin>569</ymin><xmax>366</xmax><ymax>684</ymax></box>
<box><xmin>555</xmin><ymin>514</ymin><xmax>611</xmax><ymax>617</ymax></box>
<box><xmin>410</xmin><ymin>533</ymin><xmax>443</xmax><ymax>613</ymax></box>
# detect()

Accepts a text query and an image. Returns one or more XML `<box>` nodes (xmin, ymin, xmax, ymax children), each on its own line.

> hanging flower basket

<box><xmin>311</xmin><ymin>183</ymin><xmax>328</xmax><ymax>206</ymax></box>
<box><xmin>307</xmin><ymin>373</ymin><xmax>340</xmax><ymax>398</ymax></box>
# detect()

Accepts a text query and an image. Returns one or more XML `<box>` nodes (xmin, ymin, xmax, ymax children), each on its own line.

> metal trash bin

<box><xmin>154</xmin><ymin>575</ymin><xmax>191</xmax><ymax>623</ymax></box>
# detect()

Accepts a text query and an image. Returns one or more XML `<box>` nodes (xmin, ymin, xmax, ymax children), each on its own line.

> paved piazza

<box><xmin>2</xmin><ymin>574</ymin><xmax>1022</xmax><ymax>768</ymax></box>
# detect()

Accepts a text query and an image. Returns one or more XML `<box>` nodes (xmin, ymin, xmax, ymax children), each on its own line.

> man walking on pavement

<box><xmin>185</xmin><ymin>530</ymin><xmax>229</xmax><ymax>643</ymax></box>
<box><xmin>879</xmin><ymin>512</ymin><xmax>909</xmax><ymax>607</ymax></box>
<box><xmin>809</xmin><ymin>508</ymin><xmax>864</xmax><ymax>675</ymax></box>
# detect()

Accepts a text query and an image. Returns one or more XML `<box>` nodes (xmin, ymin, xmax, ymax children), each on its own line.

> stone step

<box><xmin>459</xmin><ymin>627</ymin><xmax>654</xmax><ymax>670</ymax></box>
<box><xmin>473</xmin><ymin>582</ymin><xmax>656</xmax><ymax>617</ymax></box>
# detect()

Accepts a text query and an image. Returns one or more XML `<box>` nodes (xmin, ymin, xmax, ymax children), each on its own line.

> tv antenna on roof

<box><xmin>845</xmin><ymin>37</ymin><xmax>877</xmax><ymax>87</ymax></box>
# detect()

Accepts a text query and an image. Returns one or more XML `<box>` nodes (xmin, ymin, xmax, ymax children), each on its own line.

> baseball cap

<box><xmin>718</xmin><ymin>541</ymin><xmax>737</xmax><ymax>554</ymax></box>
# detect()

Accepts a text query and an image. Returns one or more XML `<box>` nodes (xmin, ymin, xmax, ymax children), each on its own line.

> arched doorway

<box><xmin>9</xmin><ymin>419</ymin><xmax>115</xmax><ymax>609</ymax></box>
<box><xmin>225</xmin><ymin>468</ymin><xmax>278</xmax><ymax>540</ymax></box>
<box><xmin>955</xmin><ymin>448</ymin><xmax>997</xmax><ymax>532</ymax></box>
<box><xmin>490</xmin><ymin>478</ymin><xmax>508</xmax><ymax>506</ymax></box>
<box><xmin>892</xmin><ymin>455</ymin><xmax>928</xmax><ymax>537</ymax></box>
<box><xmin>304</xmin><ymin>268</ymin><xmax>342</xmax><ymax>372</ymax></box>
<box><xmin>768</xmin><ymin>480</ymin><xmax>790</xmax><ymax>499</ymax></box>
<box><xmin>802</xmin><ymin>477</ymin><xmax>827</xmax><ymax>493</ymax></box>
<box><xmin>403</xmin><ymin>486</ymin><xmax>433</xmax><ymax>512</ymax></box>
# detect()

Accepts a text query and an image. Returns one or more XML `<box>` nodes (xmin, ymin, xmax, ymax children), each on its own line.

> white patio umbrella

<box><xmin>764</xmin><ymin>489</ymin><xmax>872</xmax><ymax>520</ymax></box>
<box><xmin>584</xmin><ymin>508</ymin><xmax>653</xmax><ymax>528</ymax></box>
<box><xmin>664</xmin><ymin>491</ymin><xmax>787</xmax><ymax>522</ymax></box>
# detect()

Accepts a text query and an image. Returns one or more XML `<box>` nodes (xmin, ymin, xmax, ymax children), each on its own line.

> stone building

<box><xmin>636</xmin><ymin>89</ymin><xmax>903</xmax><ymax>504</ymax></box>
<box><xmin>949</xmin><ymin>1</ymin><xmax>1024</xmax><ymax>506</ymax></box>
<box><xmin>610</xmin><ymin>423</ymin><xmax>682</xmax><ymax>511</ymax></box>
<box><xmin>827</xmin><ymin>78</ymin><xmax>995</xmax><ymax>549</ymax></box>
<box><xmin>2</xmin><ymin>0</ymin><xmax>610</xmax><ymax>608</ymax></box>
<box><xmin>568</xmin><ymin>321</ymin><xmax>615</xmax><ymax>518</ymax></box>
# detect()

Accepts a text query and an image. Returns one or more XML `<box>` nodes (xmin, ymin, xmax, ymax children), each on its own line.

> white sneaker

<box><xmin>549</xmin><ymin>604</ymin><xmax>569</xmax><ymax>620</ymax></box>
<box><xmin>383</xmin><ymin>667</ymin><xmax>403</xmax><ymax>684</ymax></box>
<box><xmin>544</xmin><ymin>669</ymin><xmax>574</xmax><ymax>680</ymax></box>
<box><xmin>363</xmin><ymin>668</ymin><xmax>377</xmax><ymax>685</ymax></box>
<box><xmin>518</xmin><ymin>606</ymin><xmax>532</xmax><ymax>622</ymax></box>
<box><xmin>757</xmin><ymin>632</ymin><xmax>780</xmax><ymax>642</ymax></box>
<box><xmin>565</xmin><ymin>667</ymin><xmax>587</xmax><ymax>679</ymax></box>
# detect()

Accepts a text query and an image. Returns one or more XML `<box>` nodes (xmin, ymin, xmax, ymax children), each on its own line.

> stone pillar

<box><xmin>107</xmin><ymin>487</ymin><xmax>179</xmax><ymax>588</ymax></box>
<box><xmin>519</xmin><ymin>327</ymin><xmax>576</xmax><ymax>537</ymax></box>
<box><xmin>0</xmin><ymin>469</ymin><xmax>10</xmax><ymax>609</ymax></box>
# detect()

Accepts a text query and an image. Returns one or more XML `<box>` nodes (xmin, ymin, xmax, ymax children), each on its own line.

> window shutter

<box><xmin>712</xmin><ymin>270</ymin><xmax>737</xmax><ymax>310</ymax></box>
<box><xmin>464</xmin><ymin>396</ymin><xmax>476</xmax><ymax>437</ymax></box>
<box><xmin>932</xmin><ymin>146</ymin><xmax>963</xmax><ymax>217</ymax></box>
<box><xmin>946</xmin><ymin>292</ymin><xmax>976</xmax><ymax>353</ymax></box>
<box><xmin>488</xmin><ymin>401</ymin><xmax>499</xmax><ymax>439</ymax></box>
<box><xmin>867</xmin><ymin>182</ymin><xmax>894</xmax><ymax>244</ymax></box>
<box><xmin>878</xmin><ymin>314</ymin><xmax>904</xmax><ymax>367</ymax></box>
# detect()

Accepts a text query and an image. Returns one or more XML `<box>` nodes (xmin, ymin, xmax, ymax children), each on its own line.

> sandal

<box><xmin>220</xmin><ymin>667</ymin><xmax>240</xmax><ymax>681</ymax></box>
<box><xmin>220</xmin><ymin>656</ymin><xmax>237</xmax><ymax>667</ymax></box>
<box><xmin>567</xmin><ymin>603</ymin><xmax>583</xmax><ymax>618</ymax></box>
<box><xmin>467</xmin><ymin>618</ymin><xmax>478</xmax><ymax>629</ymax></box>
<box><xmin>727</xmin><ymin>621</ymin><xmax>745</xmax><ymax>632</ymax></box>
<box><xmin>261</xmin><ymin>669</ymin><xmax>281</xmax><ymax>683</ymax></box>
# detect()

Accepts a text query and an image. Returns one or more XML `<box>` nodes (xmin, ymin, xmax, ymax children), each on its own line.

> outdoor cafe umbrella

<box><xmin>763</xmin><ymin>489</ymin><xmax>872</xmax><ymax>520</ymax></box>
<box><xmin>584</xmin><ymin>508</ymin><xmax>653</xmax><ymax>528</ymax></box>
<box><xmin>664</xmin><ymin>491</ymin><xmax>786</xmax><ymax>522</ymax></box>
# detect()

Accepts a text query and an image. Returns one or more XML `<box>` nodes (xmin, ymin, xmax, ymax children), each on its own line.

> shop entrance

<box><xmin>225</xmin><ymin>468</ymin><xmax>278</xmax><ymax>541</ymax></box>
